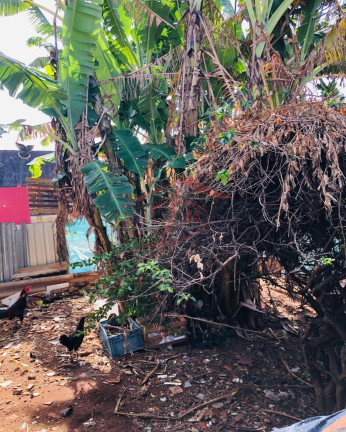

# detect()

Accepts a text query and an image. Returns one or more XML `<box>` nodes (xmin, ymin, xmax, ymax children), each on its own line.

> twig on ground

<box><xmin>115</xmin><ymin>412</ymin><xmax>170</xmax><ymax>420</ymax></box>
<box><xmin>181</xmin><ymin>314</ymin><xmax>269</xmax><ymax>336</ymax></box>
<box><xmin>281</xmin><ymin>359</ymin><xmax>314</xmax><ymax>387</ymax></box>
<box><xmin>114</xmin><ymin>387</ymin><xmax>128</xmax><ymax>413</ymax></box>
<box><xmin>191</xmin><ymin>369</ymin><xmax>214</xmax><ymax>382</ymax></box>
<box><xmin>262</xmin><ymin>409</ymin><xmax>302</xmax><ymax>422</ymax></box>
<box><xmin>176</xmin><ymin>392</ymin><xmax>237</xmax><ymax>420</ymax></box>
<box><xmin>161</xmin><ymin>353</ymin><xmax>185</xmax><ymax>361</ymax></box>
<box><xmin>141</xmin><ymin>359</ymin><xmax>160</xmax><ymax>386</ymax></box>
<box><xmin>115</xmin><ymin>390</ymin><xmax>238</xmax><ymax>420</ymax></box>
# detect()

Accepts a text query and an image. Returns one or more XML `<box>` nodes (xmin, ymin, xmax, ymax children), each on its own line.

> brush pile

<box><xmin>159</xmin><ymin>102</ymin><xmax>345</xmax><ymax>413</ymax></box>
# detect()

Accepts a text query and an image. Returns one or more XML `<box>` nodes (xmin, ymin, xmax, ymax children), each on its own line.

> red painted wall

<box><xmin>0</xmin><ymin>187</ymin><xmax>31</xmax><ymax>224</ymax></box>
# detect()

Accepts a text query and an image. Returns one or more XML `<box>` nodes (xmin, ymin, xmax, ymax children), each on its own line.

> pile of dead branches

<box><xmin>158</xmin><ymin>101</ymin><xmax>345</xmax><ymax>413</ymax></box>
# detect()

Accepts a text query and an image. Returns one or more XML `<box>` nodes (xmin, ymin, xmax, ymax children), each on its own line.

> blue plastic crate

<box><xmin>99</xmin><ymin>318</ymin><xmax>144</xmax><ymax>358</ymax></box>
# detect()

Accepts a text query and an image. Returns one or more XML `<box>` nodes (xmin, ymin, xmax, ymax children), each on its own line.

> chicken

<box><xmin>0</xmin><ymin>286</ymin><xmax>31</xmax><ymax>328</ymax></box>
<box><xmin>59</xmin><ymin>316</ymin><xmax>85</xmax><ymax>361</ymax></box>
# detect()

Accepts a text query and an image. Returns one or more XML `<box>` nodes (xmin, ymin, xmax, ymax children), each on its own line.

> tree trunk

<box><xmin>178</xmin><ymin>0</ymin><xmax>203</xmax><ymax>154</ymax></box>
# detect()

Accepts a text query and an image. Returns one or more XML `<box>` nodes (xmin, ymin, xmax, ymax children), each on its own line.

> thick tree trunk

<box><xmin>178</xmin><ymin>0</ymin><xmax>203</xmax><ymax>154</ymax></box>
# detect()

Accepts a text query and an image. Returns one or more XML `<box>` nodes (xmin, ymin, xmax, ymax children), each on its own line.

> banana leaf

<box><xmin>81</xmin><ymin>160</ymin><xmax>134</xmax><ymax>221</ymax></box>
<box><xmin>0</xmin><ymin>0</ymin><xmax>29</xmax><ymax>15</ymax></box>
<box><xmin>110</xmin><ymin>129</ymin><xmax>148</xmax><ymax>176</ymax></box>
<box><xmin>0</xmin><ymin>52</ymin><xmax>66</xmax><ymax>118</ymax></box>
<box><xmin>59</xmin><ymin>0</ymin><xmax>102</xmax><ymax>131</ymax></box>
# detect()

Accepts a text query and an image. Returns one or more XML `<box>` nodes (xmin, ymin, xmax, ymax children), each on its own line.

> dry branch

<box><xmin>141</xmin><ymin>359</ymin><xmax>160</xmax><ymax>386</ymax></box>
<box><xmin>281</xmin><ymin>359</ymin><xmax>314</xmax><ymax>388</ymax></box>
<box><xmin>115</xmin><ymin>391</ymin><xmax>238</xmax><ymax>421</ymax></box>
<box><xmin>262</xmin><ymin>409</ymin><xmax>302</xmax><ymax>422</ymax></box>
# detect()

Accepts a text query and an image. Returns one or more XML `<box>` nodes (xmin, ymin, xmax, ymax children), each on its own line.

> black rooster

<box><xmin>0</xmin><ymin>286</ymin><xmax>31</xmax><ymax>328</ymax></box>
<box><xmin>59</xmin><ymin>316</ymin><xmax>85</xmax><ymax>361</ymax></box>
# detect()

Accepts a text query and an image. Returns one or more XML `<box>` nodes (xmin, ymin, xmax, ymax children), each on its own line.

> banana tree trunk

<box><xmin>179</xmin><ymin>0</ymin><xmax>203</xmax><ymax>154</ymax></box>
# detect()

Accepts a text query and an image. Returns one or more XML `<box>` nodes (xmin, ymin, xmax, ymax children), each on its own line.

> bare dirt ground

<box><xmin>0</xmin><ymin>286</ymin><xmax>317</xmax><ymax>432</ymax></box>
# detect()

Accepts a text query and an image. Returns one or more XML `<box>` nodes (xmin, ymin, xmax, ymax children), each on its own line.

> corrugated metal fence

<box><xmin>0</xmin><ymin>216</ymin><xmax>58</xmax><ymax>282</ymax></box>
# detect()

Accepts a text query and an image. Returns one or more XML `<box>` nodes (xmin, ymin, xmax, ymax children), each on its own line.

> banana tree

<box><xmin>1</xmin><ymin>0</ymin><xmax>344</xmax><ymax>251</ymax></box>
<box><xmin>240</xmin><ymin>0</ymin><xmax>346</xmax><ymax>106</ymax></box>
<box><xmin>0</xmin><ymin>0</ymin><xmax>116</xmax><ymax>255</ymax></box>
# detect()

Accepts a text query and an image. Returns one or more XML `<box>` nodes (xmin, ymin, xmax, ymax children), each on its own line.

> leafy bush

<box><xmin>71</xmin><ymin>239</ymin><xmax>175</xmax><ymax>324</ymax></box>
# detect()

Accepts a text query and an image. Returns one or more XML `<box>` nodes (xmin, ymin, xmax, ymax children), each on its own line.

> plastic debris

<box><xmin>61</xmin><ymin>405</ymin><xmax>73</xmax><ymax>417</ymax></box>
<box><xmin>169</xmin><ymin>386</ymin><xmax>183</xmax><ymax>395</ymax></box>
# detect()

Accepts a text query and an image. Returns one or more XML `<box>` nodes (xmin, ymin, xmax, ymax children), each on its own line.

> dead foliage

<box><xmin>157</xmin><ymin>101</ymin><xmax>345</xmax><ymax>413</ymax></box>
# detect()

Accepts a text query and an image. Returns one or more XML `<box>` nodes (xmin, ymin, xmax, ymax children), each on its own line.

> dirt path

<box><xmin>0</xmin><ymin>289</ymin><xmax>317</xmax><ymax>432</ymax></box>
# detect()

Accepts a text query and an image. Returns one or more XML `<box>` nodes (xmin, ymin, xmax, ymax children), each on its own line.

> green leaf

<box><xmin>29</xmin><ymin>56</ymin><xmax>49</xmax><ymax>68</ymax></box>
<box><xmin>0</xmin><ymin>0</ymin><xmax>29</xmax><ymax>15</ymax></box>
<box><xmin>297</xmin><ymin>0</ymin><xmax>322</xmax><ymax>60</ymax></box>
<box><xmin>28</xmin><ymin>5</ymin><xmax>55</xmax><ymax>37</ymax></box>
<box><xmin>167</xmin><ymin>155</ymin><xmax>186</xmax><ymax>169</ymax></box>
<box><xmin>27</xmin><ymin>152</ymin><xmax>55</xmax><ymax>179</ymax></box>
<box><xmin>265</xmin><ymin>0</ymin><xmax>294</xmax><ymax>36</ymax></box>
<box><xmin>81</xmin><ymin>160</ymin><xmax>134</xmax><ymax>221</ymax></box>
<box><xmin>137</xmin><ymin>81</ymin><xmax>160</xmax><ymax>123</ymax></box>
<box><xmin>138</xmin><ymin>1</ymin><xmax>172</xmax><ymax>55</ymax></box>
<box><xmin>95</xmin><ymin>32</ymin><xmax>121</xmax><ymax>112</ymax></box>
<box><xmin>59</xmin><ymin>0</ymin><xmax>102</xmax><ymax>130</ymax></box>
<box><xmin>0</xmin><ymin>52</ymin><xmax>66</xmax><ymax>118</ymax></box>
<box><xmin>235</xmin><ymin>58</ymin><xmax>246</xmax><ymax>74</ymax></box>
<box><xmin>110</xmin><ymin>129</ymin><xmax>148</xmax><ymax>176</ymax></box>
<box><xmin>256</xmin><ymin>0</ymin><xmax>295</xmax><ymax>58</ymax></box>
<box><xmin>26</xmin><ymin>36</ymin><xmax>45</xmax><ymax>47</ymax></box>
<box><xmin>102</xmin><ymin>0</ymin><xmax>138</xmax><ymax>67</ymax></box>
<box><xmin>144</xmin><ymin>143</ymin><xmax>175</xmax><ymax>160</ymax></box>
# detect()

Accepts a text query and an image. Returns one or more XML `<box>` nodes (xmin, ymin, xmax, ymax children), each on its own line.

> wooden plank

<box><xmin>33</xmin><ymin>222</ymin><xmax>46</xmax><ymax>265</ymax></box>
<box><xmin>52</xmin><ymin>222</ymin><xmax>59</xmax><ymax>263</ymax></box>
<box><xmin>42</xmin><ymin>222</ymin><xmax>54</xmax><ymax>263</ymax></box>
<box><xmin>26</xmin><ymin>177</ymin><xmax>52</xmax><ymax>183</ymax></box>
<box><xmin>28</xmin><ymin>198</ymin><xmax>57</xmax><ymax>203</ymax></box>
<box><xmin>2</xmin><ymin>224</ymin><xmax>12</xmax><ymax>281</ymax></box>
<box><xmin>28</xmin><ymin>189</ymin><xmax>55</xmax><ymax>194</ymax></box>
<box><xmin>14</xmin><ymin>225</ymin><xmax>24</xmax><ymax>270</ymax></box>
<box><xmin>16</xmin><ymin>262</ymin><xmax>67</xmax><ymax>274</ymax></box>
<box><xmin>9</xmin><ymin>222</ymin><xmax>17</xmax><ymax>276</ymax></box>
<box><xmin>26</xmin><ymin>223</ymin><xmax>38</xmax><ymax>267</ymax></box>
<box><xmin>30</xmin><ymin>209</ymin><xmax>58</xmax><ymax>215</ymax></box>
<box><xmin>28</xmin><ymin>195</ymin><xmax>56</xmax><ymax>200</ymax></box>
<box><xmin>27</xmin><ymin>184</ymin><xmax>54</xmax><ymax>188</ymax></box>
<box><xmin>28</xmin><ymin>190</ymin><xmax>55</xmax><ymax>195</ymax></box>
<box><xmin>29</xmin><ymin>205</ymin><xmax>57</xmax><ymax>209</ymax></box>
<box><xmin>28</xmin><ymin>186</ymin><xmax>54</xmax><ymax>190</ymax></box>
<box><xmin>0</xmin><ymin>271</ymin><xmax>99</xmax><ymax>299</ymax></box>
<box><xmin>21</xmin><ymin>223</ymin><xmax>30</xmax><ymax>268</ymax></box>
<box><xmin>0</xmin><ymin>224</ymin><xmax>5</xmax><ymax>282</ymax></box>
<box><xmin>12</xmin><ymin>262</ymin><xmax>67</xmax><ymax>280</ymax></box>
<box><xmin>29</xmin><ymin>202</ymin><xmax>56</xmax><ymax>206</ymax></box>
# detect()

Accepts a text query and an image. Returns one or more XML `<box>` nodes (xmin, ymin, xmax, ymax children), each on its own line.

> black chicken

<box><xmin>59</xmin><ymin>316</ymin><xmax>85</xmax><ymax>361</ymax></box>
<box><xmin>0</xmin><ymin>286</ymin><xmax>31</xmax><ymax>328</ymax></box>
